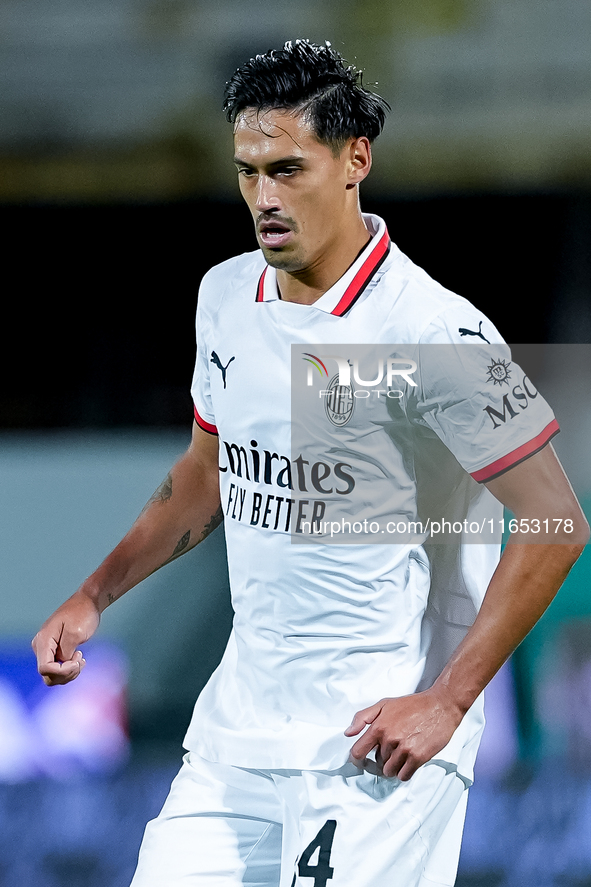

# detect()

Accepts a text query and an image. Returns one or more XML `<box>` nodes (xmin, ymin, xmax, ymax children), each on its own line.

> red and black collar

<box><xmin>255</xmin><ymin>222</ymin><xmax>391</xmax><ymax>316</ymax></box>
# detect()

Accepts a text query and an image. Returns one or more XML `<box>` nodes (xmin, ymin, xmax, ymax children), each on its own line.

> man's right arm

<box><xmin>32</xmin><ymin>421</ymin><xmax>221</xmax><ymax>686</ymax></box>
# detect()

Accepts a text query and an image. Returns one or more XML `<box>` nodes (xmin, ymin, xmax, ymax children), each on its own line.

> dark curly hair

<box><xmin>223</xmin><ymin>39</ymin><xmax>390</xmax><ymax>153</ymax></box>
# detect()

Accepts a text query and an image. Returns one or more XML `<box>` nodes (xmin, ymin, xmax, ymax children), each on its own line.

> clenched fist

<box><xmin>32</xmin><ymin>589</ymin><xmax>101</xmax><ymax>686</ymax></box>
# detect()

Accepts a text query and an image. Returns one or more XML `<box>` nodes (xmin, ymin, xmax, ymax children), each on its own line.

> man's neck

<box><xmin>276</xmin><ymin>215</ymin><xmax>372</xmax><ymax>305</ymax></box>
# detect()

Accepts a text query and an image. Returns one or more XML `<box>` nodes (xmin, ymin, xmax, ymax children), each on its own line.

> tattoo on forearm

<box><xmin>159</xmin><ymin>530</ymin><xmax>192</xmax><ymax>569</ymax></box>
<box><xmin>157</xmin><ymin>506</ymin><xmax>223</xmax><ymax>571</ymax></box>
<box><xmin>107</xmin><ymin>592</ymin><xmax>116</xmax><ymax>606</ymax></box>
<box><xmin>172</xmin><ymin>530</ymin><xmax>191</xmax><ymax>558</ymax></box>
<box><xmin>142</xmin><ymin>472</ymin><xmax>173</xmax><ymax>514</ymax></box>
<box><xmin>197</xmin><ymin>506</ymin><xmax>224</xmax><ymax>544</ymax></box>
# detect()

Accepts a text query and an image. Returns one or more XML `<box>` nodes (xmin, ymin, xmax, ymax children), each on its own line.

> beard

<box><xmin>259</xmin><ymin>245</ymin><xmax>306</xmax><ymax>273</ymax></box>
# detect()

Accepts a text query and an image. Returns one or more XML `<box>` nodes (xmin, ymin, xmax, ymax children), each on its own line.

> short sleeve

<box><xmin>190</xmin><ymin>291</ymin><xmax>218</xmax><ymax>435</ymax></box>
<box><xmin>413</xmin><ymin>304</ymin><xmax>559</xmax><ymax>482</ymax></box>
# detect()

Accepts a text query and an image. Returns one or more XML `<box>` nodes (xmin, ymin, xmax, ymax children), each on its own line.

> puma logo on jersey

<box><xmin>458</xmin><ymin>320</ymin><xmax>490</xmax><ymax>344</ymax></box>
<box><xmin>211</xmin><ymin>351</ymin><xmax>235</xmax><ymax>389</ymax></box>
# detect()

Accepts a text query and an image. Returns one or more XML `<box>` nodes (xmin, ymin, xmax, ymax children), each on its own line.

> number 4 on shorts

<box><xmin>291</xmin><ymin>819</ymin><xmax>337</xmax><ymax>887</ymax></box>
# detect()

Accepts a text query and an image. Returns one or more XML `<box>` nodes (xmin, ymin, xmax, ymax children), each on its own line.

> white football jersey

<box><xmin>186</xmin><ymin>214</ymin><xmax>558</xmax><ymax>780</ymax></box>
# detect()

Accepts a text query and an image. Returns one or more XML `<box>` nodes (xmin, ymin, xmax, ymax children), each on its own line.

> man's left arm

<box><xmin>346</xmin><ymin>444</ymin><xmax>590</xmax><ymax>780</ymax></box>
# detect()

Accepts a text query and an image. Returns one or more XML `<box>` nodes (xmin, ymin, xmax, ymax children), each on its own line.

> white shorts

<box><xmin>130</xmin><ymin>751</ymin><xmax>468</xmax><ymax>887</ymax></box>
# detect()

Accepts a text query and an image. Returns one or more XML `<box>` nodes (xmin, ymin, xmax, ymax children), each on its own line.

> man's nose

<box><xmin>254</xmin><ymin>175</ymin><xmax>280</xmax><ymax>213</ymax></box>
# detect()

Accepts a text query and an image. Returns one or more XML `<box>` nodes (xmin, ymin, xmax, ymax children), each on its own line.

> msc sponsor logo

<box><xmin>486</xmin><ymin>358</ymin><xmax>511</xmax><ymax>387</ymax></box>
<box><xmin>483</xmin><ymin>374</ymin><xmax>539</xmax><ymax>428</ymax></box>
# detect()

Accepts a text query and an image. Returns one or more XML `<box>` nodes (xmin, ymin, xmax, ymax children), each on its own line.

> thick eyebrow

<box><xmin>233</xmin><ymin>155</ymin><xmax>306</xmax><ymax>169</ymax></box>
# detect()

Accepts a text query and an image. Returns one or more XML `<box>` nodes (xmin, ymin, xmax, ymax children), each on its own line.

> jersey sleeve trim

<box><xmin>194</xmin><ymin>404</ymin><xmax>218</xmax><ymax>436</ymax></box>
<box><xmin>470</xmin><ymin>418</ymin><xmax>560</xmax><ymax>483</ymax></box>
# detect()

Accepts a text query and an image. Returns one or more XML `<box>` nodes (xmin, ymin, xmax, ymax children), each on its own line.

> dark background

<box><xmin>6</xmin><ymin>190</ymin><xmax>590</xmax><ymax>432</ymax></box>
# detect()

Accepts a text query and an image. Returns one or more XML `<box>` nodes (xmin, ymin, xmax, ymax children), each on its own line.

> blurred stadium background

<box><xmin>1</xmin><ymin>0</ymin><xmax>591</xmax><ymax>884</ymax></box>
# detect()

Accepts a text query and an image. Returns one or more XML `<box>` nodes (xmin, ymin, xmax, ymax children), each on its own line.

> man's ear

<box><xmin>345</xmin><ymin>137</ymin><xmax>372</xmax><ymax>190</ymax></box>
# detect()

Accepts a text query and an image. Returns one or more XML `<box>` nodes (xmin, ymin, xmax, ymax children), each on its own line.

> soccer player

<box><xmin>33</xmin><ymin>40</ymin><xmax>588</xmax><ymax>887</ymax></box>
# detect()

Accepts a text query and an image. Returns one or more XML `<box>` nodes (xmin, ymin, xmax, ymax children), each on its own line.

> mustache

<box><xmin>256</xmin><ymin>213</ymin><xmax>299</xmax><ymax>234</ymax></box>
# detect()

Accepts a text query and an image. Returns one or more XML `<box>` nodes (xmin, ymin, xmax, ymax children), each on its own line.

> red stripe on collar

<box><xmin>331</xmin><ymin>228</ymin><xmax>391</xmax><ymax>317</ymax></box>
<box><xmin>255</xmin><ymin>227</ymin><xmax>390</xmax><ymax>310</ymax></box>
<box><xmin>255</xmin><ymin>268</ymin><xmax>267</xmax><ymax>302</ymax></box>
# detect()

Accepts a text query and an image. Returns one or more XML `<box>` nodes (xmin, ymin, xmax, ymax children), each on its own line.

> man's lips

<box><xmin>257</xmin><ymin>218</ymin><xmax>294</xmax><ymax>249</ymax></box>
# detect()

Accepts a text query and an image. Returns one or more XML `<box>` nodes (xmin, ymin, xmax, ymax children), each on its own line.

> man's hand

<box><xmin>32</xmin><ymin>590</ymin><xmax>100</xmax><ymax>686</ymax></box>
<box><xmin>31</xmin><ymin>420</ymin><xmax>222</xmax><ymax>688</ymax></box>
<box><xmin>345</xmin><ymin>687</ymin><xmax>463</xmax><ymax>781</ymax></box>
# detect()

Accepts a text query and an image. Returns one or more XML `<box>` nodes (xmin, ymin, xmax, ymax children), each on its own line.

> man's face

<box><xmin>233</xmin><ymin>108</ymin><xmax>363</xmax><ymax>275</ymax></box>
